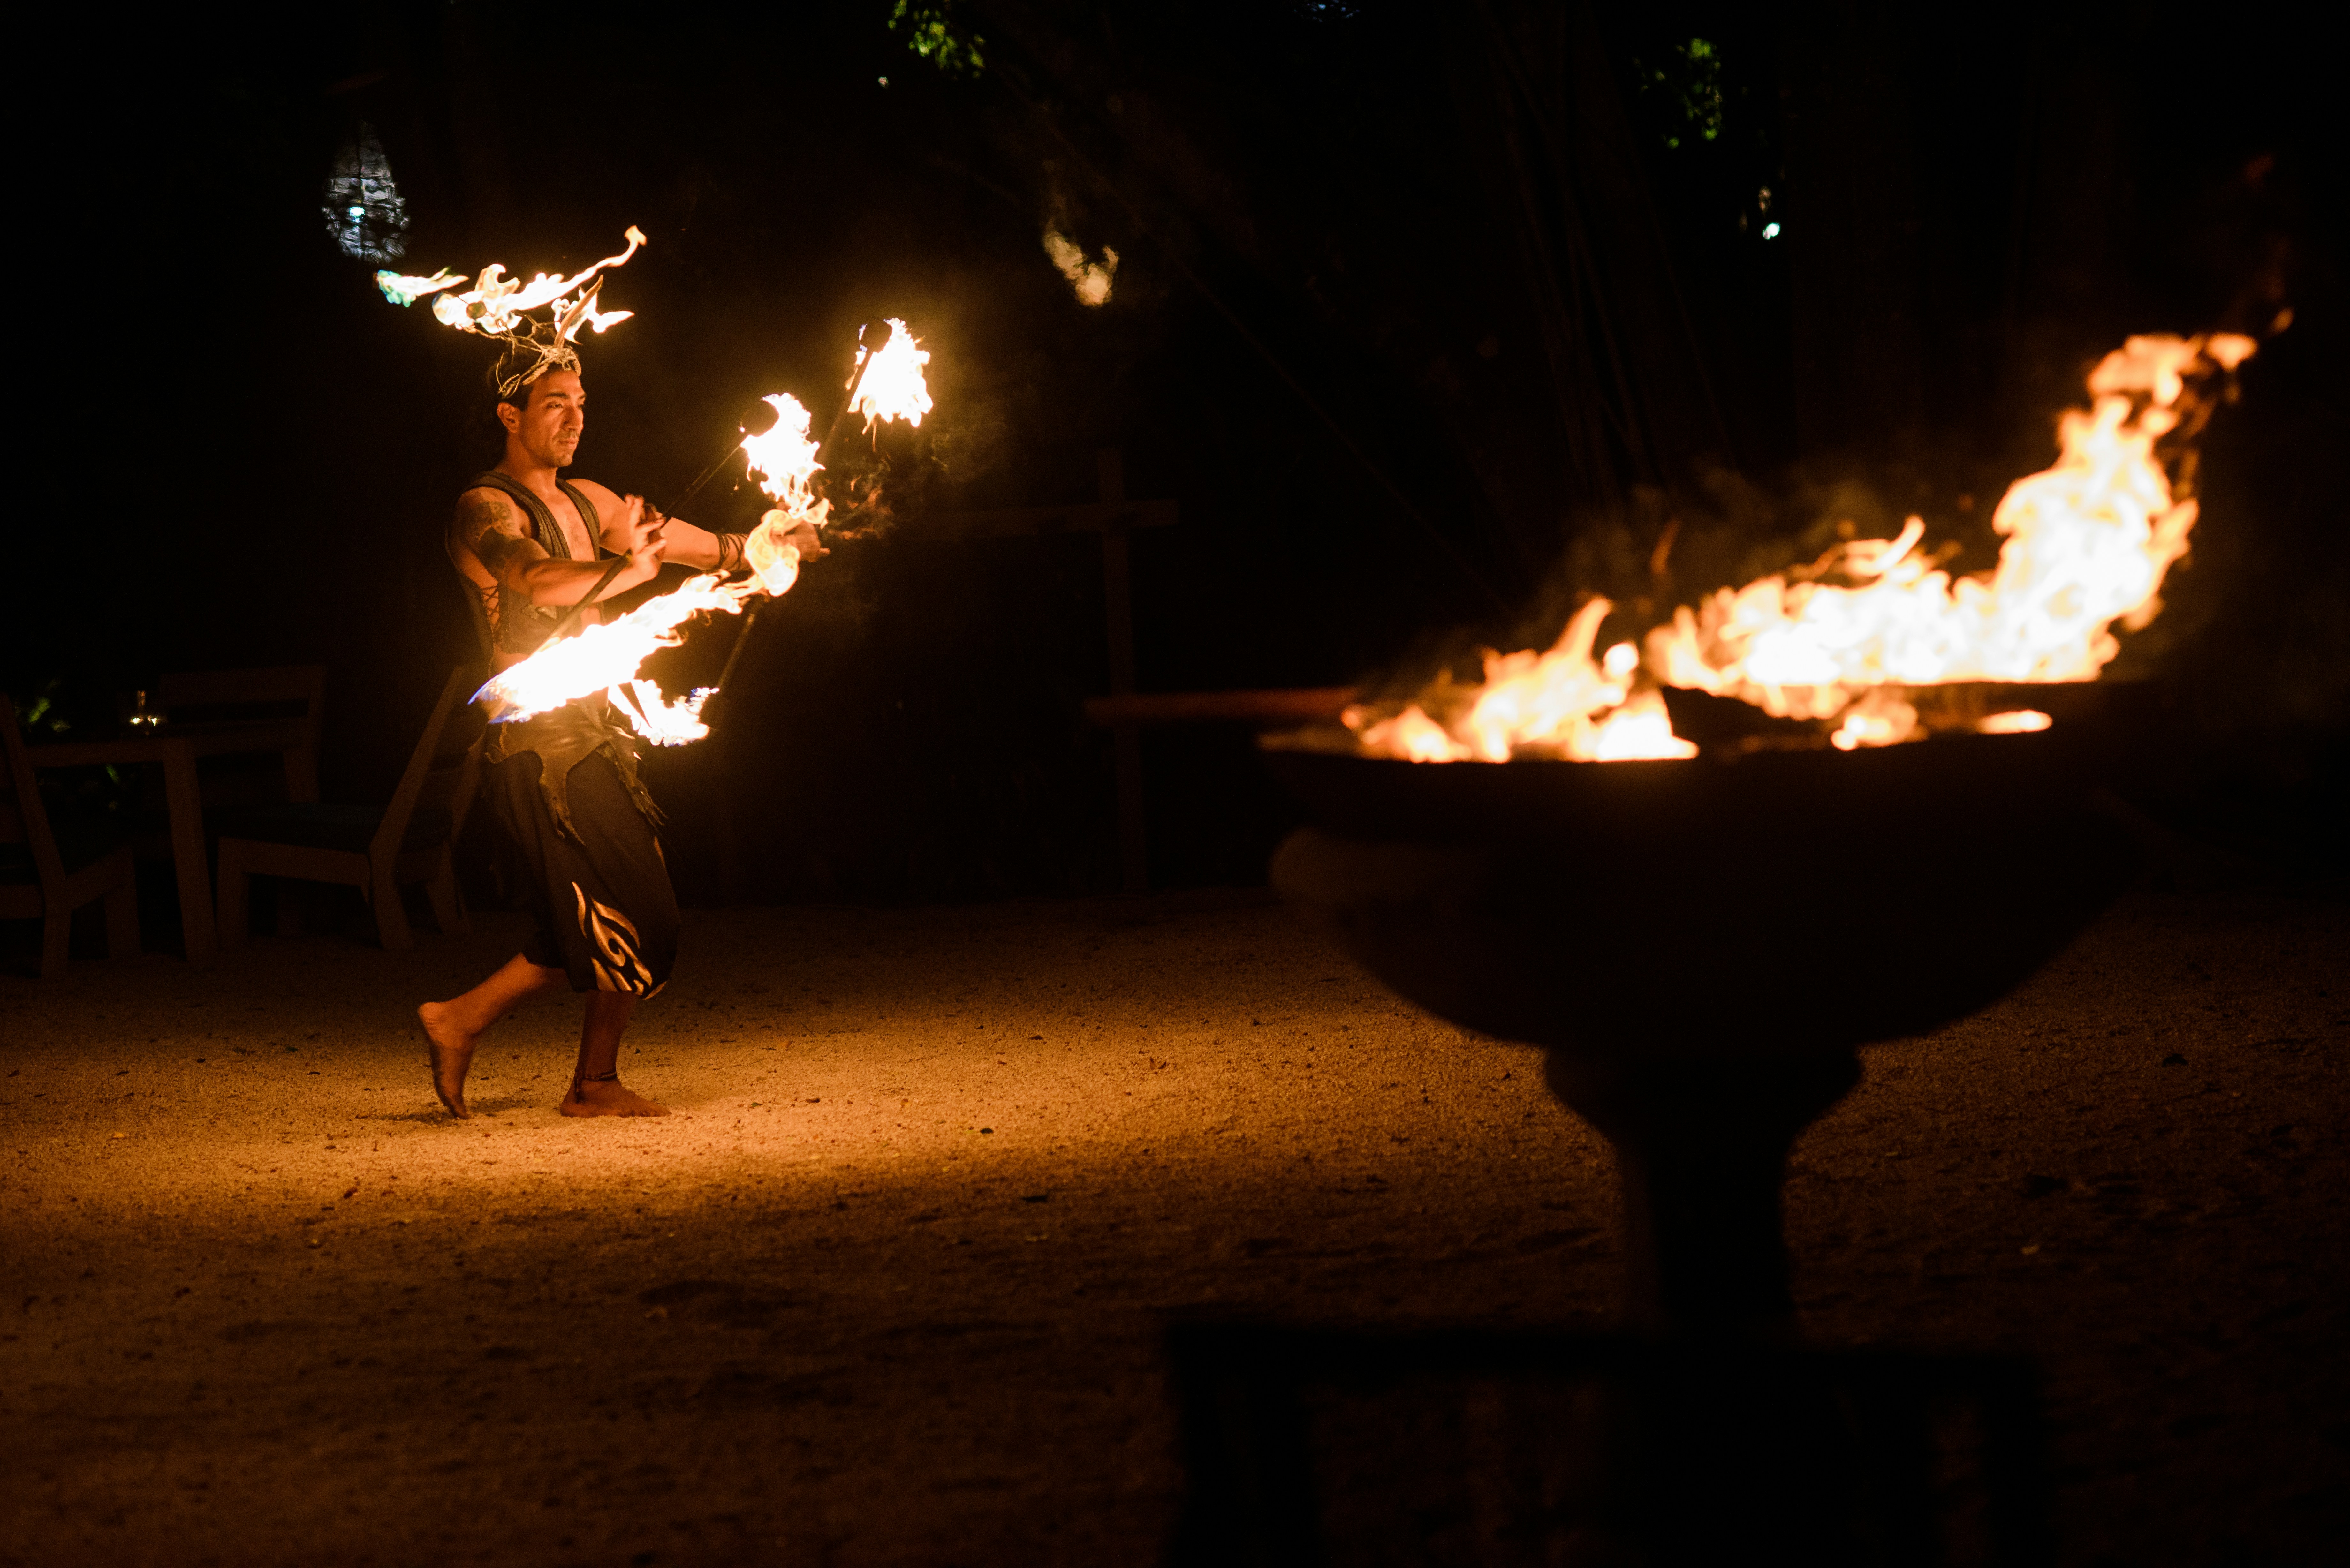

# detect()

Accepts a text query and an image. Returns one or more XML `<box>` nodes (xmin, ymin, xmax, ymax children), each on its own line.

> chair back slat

<box><xmin>413</xmin><ymin>701</ymin><xmax>487</xmax><ymax>827</ymax></box>
<box><xmin>0</xmin><ymin>695</ymin><xmax>68</xmax><ymax>891</ymax></box>
<box><xmin>371</xmin><ymin>667</ymin><xmax>477</xmax><ymax>863</ymax></box>
<box><xmin>153</xmin><ymin>664</ymin><xmax>325</xmax><ymax>713</ymax></box>
<box><xmin>445</xmin><ymin>732</ymin><xmax>485</xmax><ymax>841</ymax></box>
<box><xmin>154</xmin><ymin>664</ymin><xmax>326</xmax><ymax>804</ymax></box>
<box><xmin>415</xmin><ymin>743</ymin><xmax>483</xmax><ymax>821</ymax></box>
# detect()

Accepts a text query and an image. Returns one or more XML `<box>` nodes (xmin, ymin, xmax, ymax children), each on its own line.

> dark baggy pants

<box><xmin>487</xmin><ymin>750</ymin><xmax>678</xmax><ymax>997</ymax></box>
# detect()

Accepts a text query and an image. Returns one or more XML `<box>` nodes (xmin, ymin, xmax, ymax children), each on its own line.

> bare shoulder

<box><xmin>567</xmin><ymin>478</ymin><xmax>641</xmax><ymax>553</ymax></box>
<box><xmin>567</xmin><ymin>477</ymin><xmax>626</xmax><ymax>514</ymax></box>
<box><xmin>452</xmin><ymin>486</ymin><xmax>541</xmax><ymax>567</ymax></box>
<box><xmin>453</xmin><ymin>485</ymin><xmax>521</xmax><ymax>539</ymax></box>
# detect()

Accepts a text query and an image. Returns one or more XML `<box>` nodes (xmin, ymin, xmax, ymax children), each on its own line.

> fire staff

<box><xmin>417</xmin><ymin>339</ymin><xmax>823</xmax><ymax>1119</ymax></box>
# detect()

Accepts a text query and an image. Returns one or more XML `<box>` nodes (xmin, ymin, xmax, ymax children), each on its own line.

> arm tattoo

<box><xmin>456</xmin><ymin>495</ymin><xmax>533</xmax><ymax>576</ymax></box>
<box><xmin>450</xmin><ymin>493</ymin><xmax>562</xmax><ymax>657</ymax></box>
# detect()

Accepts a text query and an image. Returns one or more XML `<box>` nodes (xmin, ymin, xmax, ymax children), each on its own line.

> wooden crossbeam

<box><xmin>919</xmin><ymin>498</ymin><xmax>1179</xmax><ymax>540</ymax></box>
<box><xmin>1079</xmin><ymin>689</ymin><xmax>1357</xmax><ymax>728</ymax></box>
<box><xmin>921</xmin><ymin>451</ymin><xmax>1179</xmax><ymax>891</ymax></box>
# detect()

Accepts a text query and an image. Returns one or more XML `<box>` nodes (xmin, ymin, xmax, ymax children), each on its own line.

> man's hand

<box><xmin>616</xmin><ymin>494</ymin><xmax>667</xmax><ymax>588</ymax></box>
<box><xmin>784</xmin><ymin>520</ymin><xmax>829</xmax><ymax>562</ymax></box>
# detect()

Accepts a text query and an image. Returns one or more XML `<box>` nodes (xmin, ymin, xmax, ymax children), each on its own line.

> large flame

<box><xmin>379</xmin><ymin>226</ymin><xmax>647</xmax><ymax>343</ymax></box>
<box><xmin>737</xmin><ymin>393</ymin><xmax>830</xmax><ymax>597</ymax></box>
<box><xmin>849</xmin><ymin>319</ymin><xmax>933</xmax><ymax>432</ymax></box>
<box><xmin>434</xmin><ymin>228</ymin><xmax>642</xmax><ymax>338</ymax></box>
<box><xmin>1346</xmin><ymin>599</ymin><xmax>1696</xmax><ymax>763</ymax></box>
<box><xmin>1346</xmin><ymin>332</ymin><xmax>2255</xmax><ymax>763</ymax></box>
<box><xmin>1651</xmin><ymin>333</ymin><xmax>2258</xmax><ymax>724</ymax></box>
<box><xmin>474</xmin><ymin>572</ymin><xmax>756</xmax><ymax>744</ymax></box>
<box><xmin>472</xmin><ymin>323</ymin><xmax>935</xmax><ymax>744</ymax></box>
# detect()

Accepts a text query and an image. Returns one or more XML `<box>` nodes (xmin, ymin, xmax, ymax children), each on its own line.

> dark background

<box><xmin>10</xmin><ymin>0</ymin><xmax>2343</xmax><ymax>909</ymax></box>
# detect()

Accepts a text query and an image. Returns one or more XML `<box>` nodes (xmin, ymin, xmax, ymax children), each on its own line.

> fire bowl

<box><xmin>1264</xmin><ymin>711</ymin><xmax>2139</xmax><ymax>1332</ymax></box>
<box><xmin>1265</xmin><ymin>723</ymin><xmax>2135</xmax><ymax>1058</ymax></box>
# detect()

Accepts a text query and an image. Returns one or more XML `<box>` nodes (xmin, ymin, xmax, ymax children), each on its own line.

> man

<box><xmin>417</xmin><ymin>353</ymin><xmax>822</xmax><ymax>1119</ymax></box>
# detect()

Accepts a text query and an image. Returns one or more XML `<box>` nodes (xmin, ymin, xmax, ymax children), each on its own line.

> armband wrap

<box><xmin>715</xmin><ymin>532</ymin><xmax>748</xmax><ymax>574</ymax></box>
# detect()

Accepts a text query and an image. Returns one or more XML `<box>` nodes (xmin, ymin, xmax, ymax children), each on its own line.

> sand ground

<box><xmin>1</xmin><ymin>886</ymin><xmax>2344</xmax><ymax>1565</ymax></box>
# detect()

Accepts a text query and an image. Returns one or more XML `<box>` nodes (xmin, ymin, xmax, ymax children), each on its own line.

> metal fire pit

<box><xmin>1265</xmin><ymin>690</ymin><xmax>2139</xmax><ymax>1335</ymax></box>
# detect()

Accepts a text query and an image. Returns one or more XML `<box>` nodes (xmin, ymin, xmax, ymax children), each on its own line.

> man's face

<box><xmin>501</xmin><ymin>369</ymin><xmax>585</xmax><ymax>469</ymax></box>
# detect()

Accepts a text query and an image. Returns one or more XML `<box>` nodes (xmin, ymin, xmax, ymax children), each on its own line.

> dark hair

<box><xmin>488</xmin><ymin>346</ymin><xmax>550</xmax><ymax>411</ymax></box>
<box><xmin>481</xmin><ymin>358</ymin><xmax>548</xmax><ymax>457</ymax></box>
<box><xmin>493</xmin><ymin>376</ymin><xmax>536</xmax><ymax>422</ymax></box>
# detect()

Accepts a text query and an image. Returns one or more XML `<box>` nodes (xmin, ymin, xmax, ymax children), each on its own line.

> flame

<box><xmin>741</xmin><ymin>394</ymin><xmax>825</xmax><ymax>512</ymax></box>
<box><xmin>611</xmin><ymin>681</ymin><xmax>717</xmax><ymax>746</ymax></box>
<box><xmin>1344</xmin><ymin>599</ymin><xmax>1695</xmax><ymax>763</ymax></box>
<box><xmin>738</xmin><ymin>393</ymin><xmax>830</xmax><ymax>594</ymax></box>
<box><xmin>472</xmin><ymin>319</ymin><xmax>938</xmax><ymax>744</ymax></box>
<box><xmin>1457</xmin><ymin>601</ymin><xmax>1694</xmax><ymax>762</ymax></box>
<box><xmin>849</xmin><ymin>319</ymin><xmax>933</xmax><ymax>431</ymax></box>
<box><xmin>555</xmin><ymin>277</ymin><xmax>634</xmax><ymax>339</ymax></box>
<box><xmin>413</xmin><ymin>226</ymin><xmax>648</xmax><ymax>340</ymax></box>
<box><xmin>1345</xmin><ymin>331</ymin><xmax>2254</xmax><ymax>764</ymax></box>
<box><xmin>1828</xmin><ymin>689</ymin><xmax>1919</xmax><ymax>753</ymax></box>
<box><xmin>1648</xmin><ymin>332</ymin><xmax>2255</xmax><ymax>745</ymax></box>
<box><xmin>1351</xmin><ymin>703</ymin><xmax>1460</xmax><ymax>763</ymax></box>
<box><xmin>374</xmin><ymin>267</ymin><xmax>462</xmax><ymax>308</ymax></box>
<box><xmin>1043</xmin><ymin>230</ymin><xmax>1118</xmax><ymax>306</ymax></box>
<box><xmin>473</xmin><ymin>571</ymin><xmax>758</xmax><ymax>741</ymax></box>
<box><xmin>1977</xmin><ymin>709</ymin><xmax>2051</xmax><ymax>734</ymax></box>
<box><xmin>1590</xmin><ymin>689</ymin><xmax>1692</xmax><ymax>761</ymax></box>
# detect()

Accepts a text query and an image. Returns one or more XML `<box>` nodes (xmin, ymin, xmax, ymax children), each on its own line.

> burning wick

<box><xmin>739</xmin><ymin>392</ymin><xmax>828</xmax><ymax>598</ymax></box>
<box><xmin>848</xmin><ymin>318</ymin><xmax>934</xmax><ymax>432</ymax></box>
<box><xmin>1339</xmin><ymin>330</ymin><xmax>2257</xmax><ymax>764</ymax></box>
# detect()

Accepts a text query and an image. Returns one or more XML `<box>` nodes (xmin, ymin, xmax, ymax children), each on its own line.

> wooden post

<box><xmin>160</xmin><ymin>740</ymin><xmax>216</xmax><ymax>961</ymax></box>
<box><xmin>1097</xmin><ymin>450</ymin><xmax>1148</xmax><ymax>893</ymax></box>
<box><xmin>716</xmin><ymin>726</ymin><xmax>744</xmax><ymax>907</ymax></box>
<box><xmin>894</xmin><ymin>454</ymin><xmax>1179</xmax><ymax>900</ymax></box>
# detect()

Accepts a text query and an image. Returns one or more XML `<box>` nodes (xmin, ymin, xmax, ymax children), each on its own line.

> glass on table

<box><xmin>121</xmin><ymin>690</ymin><xmax>168</xmax><ymax>734</ymax></box>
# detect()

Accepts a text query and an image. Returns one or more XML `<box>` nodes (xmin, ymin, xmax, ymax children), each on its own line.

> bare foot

<box><xmin>417</xmin><ymin>1002</ymin><xmax>475</xmax><ymax>1120</ymax></box>
<box><xmin>560</xmin><ymin>1076</ymin><xmax>669</xmax><ymax>1118</ymax></box>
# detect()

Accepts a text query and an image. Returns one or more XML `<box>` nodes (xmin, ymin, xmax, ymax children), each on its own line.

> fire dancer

<box><xmin>418</xmin><ymin>340</ymin><xmax>823</xmax><ymax>1119</ymax></box>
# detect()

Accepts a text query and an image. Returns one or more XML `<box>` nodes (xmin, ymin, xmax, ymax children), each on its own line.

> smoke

<box><xmin>1042</xmin><ymin>229</ymin><xmax>1117</xmax><ymax>306</ymax></box>
<box><xmin>809</xmin><ymin>393</ymin><xmax>1009</xmax><ymax>545</ymax></box>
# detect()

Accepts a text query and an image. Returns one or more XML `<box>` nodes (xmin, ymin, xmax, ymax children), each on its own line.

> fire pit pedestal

<box><xmin>1267</xmin><ymin>728</ymin><xmax>2135</xmax><ymax>1334</ymax></box>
